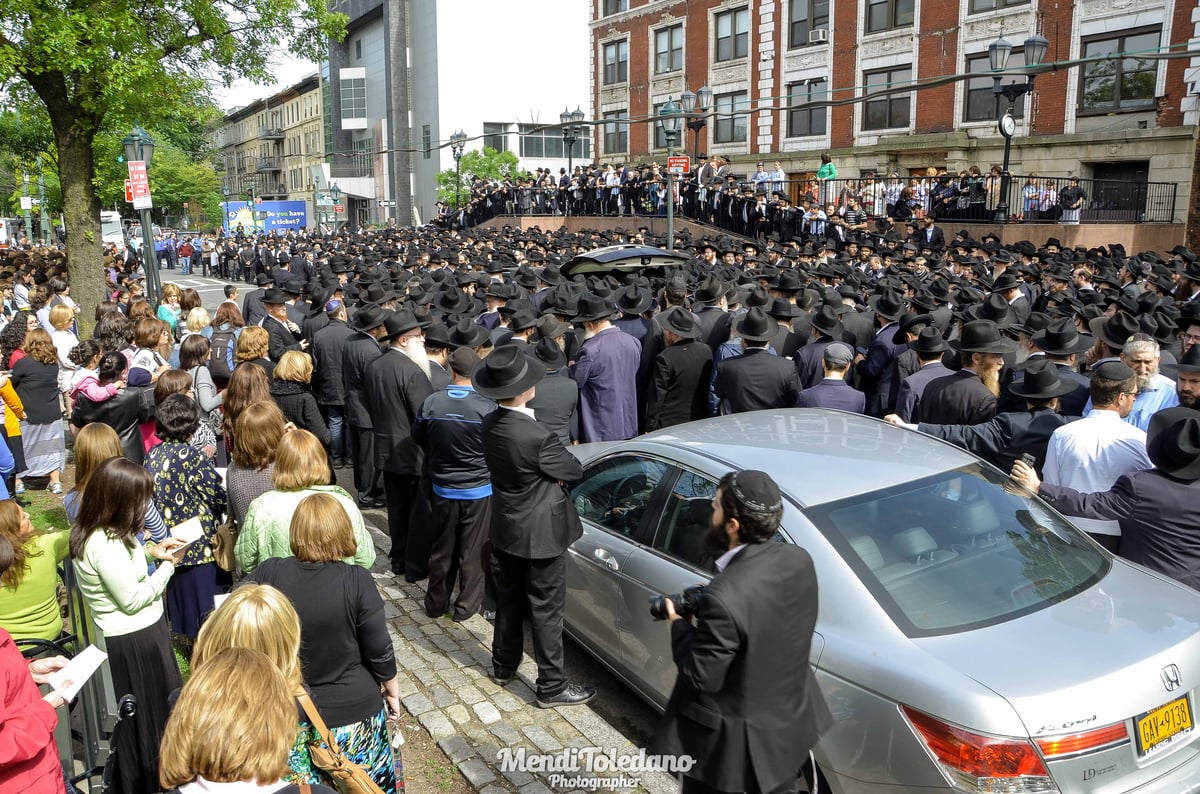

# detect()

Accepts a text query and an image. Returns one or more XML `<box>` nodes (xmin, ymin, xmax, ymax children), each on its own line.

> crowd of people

<box><xmin>1</xmin><ymin>199</ymin><xmax>1200</xmax><ymax>791</ymax></box>
<box><xmin>444</xmin><ymin>153</ymin><xmax>1095</xmax><ymax>240</ymax></box>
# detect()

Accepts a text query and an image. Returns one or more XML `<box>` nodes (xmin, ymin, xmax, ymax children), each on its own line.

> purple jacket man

<box><xmin>571</xmin><ymin>294</ymin><xmax>641</xmax><ymax>442</ymax></box>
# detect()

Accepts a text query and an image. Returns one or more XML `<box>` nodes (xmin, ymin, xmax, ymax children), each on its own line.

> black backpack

<box><xmin>209</xmin><ymin>329</ymin><xmax>236</xmax><ymax>382</ymax></box>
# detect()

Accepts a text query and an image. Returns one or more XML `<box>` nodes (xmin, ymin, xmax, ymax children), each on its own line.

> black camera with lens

<box><xmin>649</xmin><ymin>585</ymin><xmax>708</xmax><ymax>621</ymax></box>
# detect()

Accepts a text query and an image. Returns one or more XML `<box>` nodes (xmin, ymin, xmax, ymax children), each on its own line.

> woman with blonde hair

<box><xmin>235</xmin><ymin>325</ymin><xmax>274</xmax><ymax>379</ymax></box>
<box><xmin>191</xmin><ymin>583</ymin><xmax>330</xmax><ymax>785</ymax></box>
<box><xmin>157</xmin><ymin>283</ymin><xmax>182</xmax><ymax>339</ymax></box>
<box><xmin>248</xmin><ymin>494</ymin><xmax>401</xmax><ymax>793</ymax></box>
<box><xmin>227</xmin><ymin>401</ymin><xmax>287</xmax><ymax>528</ymax></box>
<box><xmin>159</xmin><ymin>646</ymin><xmax>338</xmax><ymax>794</ymax></box>
<box><xmin>271</xmin><ymin>350</ymin><xmax>330</xmax><ymax>449</ymax></box>
<box><xmin>236</xmin><ymin>429</ymin><xmax>373</xmax><ymax>573</ymax></box>
<box><xmin>48</xmin><ymin>304</ymin><xmax>79</xmax><ymax>396</ymax></box>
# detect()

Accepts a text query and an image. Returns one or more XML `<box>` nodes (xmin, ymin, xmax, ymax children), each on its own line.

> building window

<box><xmin>354</xmin><ymin>39</ymin><xmax>362</xmax><ymax>60</ymax></box>
<box><xmin>1080</xmin><ymin>29</ymin><xmax>1160</xmax><ymax>113</ymax></box>
<box><xmin>789</xmin><ymin>0</ymin><xmax>830</xmax><ymax>48</ymax></box>
<box><xmin>602</xmin><ymin>0</ymin><xmax>627</xmax><ymax>15</ymax></box>
<box><xmin>713</xmin><ymin>92</ymin><xmax>749</xmax><ymax>143</ymax></box>
<box><xmin>787</xmin><ymin>79</ymin><xmax>828</xmax><ymax>137</ymax></box>
<box><xmin>863</xmin><ymin>67</ymin><xmax>912</xmax><ymax>130</ymax></box>
<box><xmin>339</xmin><ymin>68</ymin><xmax>367</xmax><ymax>129</ymax></box>
<box><xmin>969</xmin><ymin>0</ymin><xmax>1029</xmax><ymax>12</ymax></box>
<box><xmin>422</xmin><ymin>125</ymin><xmax>431</xmax><ymax>160</ymax></box>
<box><xmin>603</xmin><ymin>40</ymin><xmax>629</xmax><ymax>85</ymax></box>
<box><xmin>865</xmin><ymin>0</ymin><xmax>913</xmax><ymax>33</ymax></box>
<box><xmin>715</xmin><ymin>8</ymin><xmax>749</xmax><ymax>62</ymax></box>
<box><xmin>655</xmin><ymin>25</ymin><xmax>684</xmax><ymax>74</ymax></box>
<box><xmin>964</xmin><ymin>51</ymin><xmax>1027</xmax><ymax>122</ymax></box>
<box><xmin>603</xmin><ymin>111</ymin><xmax>628</xmax><ymax>154</ymax></box>
<box><xmin>483</xmin><ymin>122</ymin><xmax>507</xmax><ymax>153</ymax></box>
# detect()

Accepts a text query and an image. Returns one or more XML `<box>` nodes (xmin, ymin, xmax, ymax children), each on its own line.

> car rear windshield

<box><xmin>803</xmin><ymin>464</ymin><xmax>1110</xmax><ymax>637</ymax></box>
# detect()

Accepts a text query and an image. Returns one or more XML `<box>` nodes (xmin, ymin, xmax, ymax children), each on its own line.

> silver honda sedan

<box><xmin>564</xmin><ymin>409</ymin><xmax>1200</xmax><ymax>793</ymax></box>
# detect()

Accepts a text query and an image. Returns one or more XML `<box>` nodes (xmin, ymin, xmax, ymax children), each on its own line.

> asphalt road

<box><xmin>154</xmin><ymin>268</ymin><xmax>245</xmax><ymax>314</ymax></box>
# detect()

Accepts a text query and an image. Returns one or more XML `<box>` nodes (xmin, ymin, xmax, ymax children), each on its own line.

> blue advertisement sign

<box><xmin>222</xmin><ymin>201</ymin><xmax>308</xmax><ymax>233</ymax></box>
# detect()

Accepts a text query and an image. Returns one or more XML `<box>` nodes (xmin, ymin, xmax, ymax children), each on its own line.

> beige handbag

<box><xmin>297</xmin><ymin>693</ymin><xmax>386</xmax><ymax>794</ymax></box>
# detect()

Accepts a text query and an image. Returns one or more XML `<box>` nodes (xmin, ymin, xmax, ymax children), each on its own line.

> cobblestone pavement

<box><xmin>364</xmin><ymin>523</ymin><xmax>677</xmax><ymax>794</ymax></box>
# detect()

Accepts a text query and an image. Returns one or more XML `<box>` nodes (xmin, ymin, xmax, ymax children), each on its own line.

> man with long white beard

<box><xmin>364</xmin><ymin>309</ymin><xmax>435</xmax><ymax>580</ymax></box>
<box><xmin>918</xmin><ymin>320</ymin><xmax>1014</xmax><ymax>425</ymax></box>
<box><xmin>1104</xmin><ymin>333</ymin><xmax>1178</xmax><ymax>431</ymax></box>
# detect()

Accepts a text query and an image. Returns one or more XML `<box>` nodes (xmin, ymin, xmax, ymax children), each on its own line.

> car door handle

<box><xmin>593</xmin><ymin>548</ymin><xmax>620</xmax><ymax>571</ymax></box>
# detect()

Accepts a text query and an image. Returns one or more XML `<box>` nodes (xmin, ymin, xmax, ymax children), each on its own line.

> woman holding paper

<box><xmin>144</xmin><ymin>394</ymin><xmax>229</xmax><ymax>663</ymax></box>
<box><xmin>71</xmin><ymin>457</ymin><xmax>185</xmax><ymax>794</ymax></box>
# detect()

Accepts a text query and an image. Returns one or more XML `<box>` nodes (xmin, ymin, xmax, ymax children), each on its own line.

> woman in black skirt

<box><xmin>70</xmin><ymin>457</ymin><xmax>186</xmax><ymax>794</ymax></box>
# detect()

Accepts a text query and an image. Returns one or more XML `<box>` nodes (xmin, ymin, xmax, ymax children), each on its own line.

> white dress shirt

<box><xmin>1043</xmin><ymin>409</ymin><xmax>1153</xmax><ymax>537</ymax></box>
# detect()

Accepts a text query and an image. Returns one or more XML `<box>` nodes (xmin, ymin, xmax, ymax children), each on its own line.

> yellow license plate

<box><xmin>1136</xmin><ymin>696</ymin><xmax>1193</xmax><ymax>756</ymax></box>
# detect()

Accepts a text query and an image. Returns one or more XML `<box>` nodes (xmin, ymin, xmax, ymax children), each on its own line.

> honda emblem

<box><xmin>1162</xmin><ymin>664</ymin><xmax>1183</xmax><ymax>692</ymax></box>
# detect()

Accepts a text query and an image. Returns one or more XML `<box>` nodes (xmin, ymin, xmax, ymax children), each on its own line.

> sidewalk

<box><xmin>364</xmin><ymin>521</ymin><xmax>676</xmax><ymax>794</ymax></box>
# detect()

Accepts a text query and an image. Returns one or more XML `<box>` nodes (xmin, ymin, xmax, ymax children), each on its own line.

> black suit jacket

<box><xmin>798</xmin><ymin>378</ymin><xmax>866</xmax><ymax>412</ymax></box>
<box><xmin>919</xmin><ymin>369</ymin><xmax>997</xmax><ymax>425</ymax></box>
<box><xmin>481</xmin><ymin>409</ymin><xmax>583</xmax><ymax>559</ymax></box>
<box><xmin>342</xmin><ymin>332</ymin><xmax>383</xmax><ymax>429</ymax></box>
<box><xmin>263</xmin><ymin>314</ymin><xmax>302</xmax><ymax>363</ymax></box>
<box><xmin>713</xmin><ymin>348</ymin><xmax>802</xmax><ymax>414</ymax></box>
<box><xmin>648</xmin><ymin>339</ymin><xmax>714</xmax><ymax>430</ymax></box>
<box><xmin>1040</xmin><ymin>471</ymin><xmax>1200</xmax><ymax>591</ymax></box>
<box><xmin>528</xmin><ymin>369</ymin><xmax>579</xmax><ymax>447</ymax></box>
<box><xmin>918</xmin><ymin>407</ymin><xmax>1075</xmax><ymax>473</ymax></box>
<box><xmin>310</xmin><ymin>319</ymin><xmax>353</xmax><ymax>406</ymax></box>
<box><xmin>363</xmin><ymin>348</ymin><xmax>433</xmax><ymax>475</ymax></box>
<box><xmin>656</xmin><ymin>542</ymin><xmax>831</xmax><ymax>792</ymax></box>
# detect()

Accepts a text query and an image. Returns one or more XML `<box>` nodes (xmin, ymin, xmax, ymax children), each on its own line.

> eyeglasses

<box><xmin>1182</xmin><ymin>333</ymin><xmax>1200</xmax><ymax>344</ymax></box>
<box><xmin>1122</xmin><ymin>390</ymin><xmax>1140</xmax><ymax>397</ymax></box>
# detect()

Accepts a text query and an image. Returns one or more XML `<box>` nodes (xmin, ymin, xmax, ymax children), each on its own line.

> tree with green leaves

<box><xmin>436</xmin><ymin>147</ymin><xmax>521</xmax><ymax>207</ymax></box>
<box><xmin>0</xmin><ymin>0</ymin><xmax>345</xmax><ymax>316</ymax></box>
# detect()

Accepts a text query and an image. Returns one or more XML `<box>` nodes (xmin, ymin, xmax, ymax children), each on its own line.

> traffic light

<box><xmin>244</xmin><ymin>185</ymin><xmax>255</xmax><ymax>204</ymax></box>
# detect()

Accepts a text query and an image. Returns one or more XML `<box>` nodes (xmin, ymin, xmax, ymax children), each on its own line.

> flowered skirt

<box><xmin>287</xmin><ymin>707</ymin><xmax>403</xmax><ymax>793</ymax></box>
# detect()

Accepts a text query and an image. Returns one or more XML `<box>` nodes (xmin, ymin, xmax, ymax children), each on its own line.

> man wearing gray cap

<box><xmin>797</xmin><ymin>343</ymin><xmax>865</xmax><ymax>413</ymax></box>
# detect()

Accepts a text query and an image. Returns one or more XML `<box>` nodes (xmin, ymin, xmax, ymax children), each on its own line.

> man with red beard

<box><xmin>918</xmin><ymin>320</ymin><xmax>1014</xmax><ymax>424</ymax></box>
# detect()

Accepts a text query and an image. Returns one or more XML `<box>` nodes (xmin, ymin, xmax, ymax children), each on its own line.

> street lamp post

<box><xmin>329</xmin><ymin>183</ymin><xmax>342</xmax><ymax>230</ymax></box>
<box><xmin>20</xmin><ymin>172</ymin><xmax>32</xmax><ymax>244</ymax></box>
<box><xmin>36</xmin><ymin>155</ymin><xmax>50</xmax><ymax>244</ymax></box>
<box><xmin>560</xmin><ymin>106</ymin><xmax>586</xmax><ymax>182</ymax></box>
<box><xmin>122</xmin><ymin>124</ymin><xmax>162</xmax><ymax>306</ymax></box>
<box><xmin>450</xmin><ymin>131</ymin><xmax>468</xmax><ymax>218</ymax></box>
<box><xmin>989</xmin><ymin>32</ymin><xmax>1050</xmax><ymax>223</ymax></box>
<box><xmin>657</xmin><ymin>99</ymin><xmax>683</xmax><ymax>251</ymax></box>
<box><xmin>678</xmin><ymin>85</ymin><xmax>713</xmax><ymax>163</ymax></box>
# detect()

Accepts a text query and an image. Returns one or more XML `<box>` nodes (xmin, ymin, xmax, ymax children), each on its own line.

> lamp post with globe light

<box><xmin>679</xmin><ymin>85</ymin><xmax>712</xmax><ymax>163</ymax></box>
<box><xmin>450</xmin><ymin>130</ymin><xmax>468</xmax><ymax>217</ymax></box>
<box><xmin>657</xmin><ymin>99</ymin><xmax>683</xmax><ymax>251</ymax></box>
<box><xmin>560</xmin><ymin>106</ymin><xmax>586</xmax><ymax>182</ymax></box>
<box><xmin>989</xmin><ymin>32</ymin><xmax>1049</xmax><ymax>223</ymax></box>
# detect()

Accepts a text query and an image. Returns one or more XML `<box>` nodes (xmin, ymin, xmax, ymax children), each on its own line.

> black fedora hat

<box><xmin>735</xmin><ymin>307</ymin><xmax>774</xmax><ymax>342</ymax></box>
<box><xmin>615</xmin><ymin>285</ymin><xmax>653</xmax><ymax>316</ymax></box>
<box><xmin>1178</xmin><ymin>344</ymin><xmax>1200</xmax><ymax>373</ymax></box>
<box><xmin>382</xmin><ymin>309</ymin><xmax>420</xmax><ymax>340</ymax></box>
<box><xmin>892</xmin><ymin>313</ymin><xmax>933</xmax><ymax>345</ymax></box>
<box><xmin>694</xmin><ymin>275</ymin><xmax>727</xmax><ymax>304</ymax></box>
<box><xmin>1147</xmin><ymin>407</ymin><xmax>1200</xmax><ymax>481</ymax></box>
<box><xmin>810</xmin><ymin>305</ymin><xmax>844</xmax><ymax>339</ymax></box>
<box><xmin>661</xmin><ymin>306</ymin><xmax>702</xmax><ymax>339</ymax></box>
<box><xmin>352</xmin><ymin>304</ymin><xmax>387</xmax><ymax>332</ymax></box>
<box><xmin>910</xmin><ymin>326</ymin><xmax>949</xmax><ymax>355</ymax></box>
<box><xmin>254</xmin><ymin>273</ymin><xmax>272</xmax><ymax>287</ymax></box>
<box><xmin>424</xmin><ymin>323</ymin><xmax>454</xmax><ymax>350</ymax></box>
<box><xmin>262</xmin><ymin>288</ymin><xmax>289</xmax><ymax>305</ymax></box>
<box><xmin>766</xmin><ymin>298</ymin><xmax>801</xmax><ymax>320</ymax></box>
<box><xmin>868</xmin><ymin>289</ymin><xmax>906</xmax><ymax>321</ymax></box>
<box><xmin>574</xmin><ymin>293</ymin><xmax>614</xmax><ymax>324</ymax></box>
<box><xmin>472</xmin><ymin>345</ymin><xmax>545</xmax><ymax>400</ymax></box>
<box><xmin>532</xmin><ymin>336</ymin><xmax>567</xmax><ymax>369</ymax></box>
<box><xmin>361</xmin><ymin>282</ymin><xmax>396</xmax><ymax>305</ymax></box>
<box><xmin>449</xmin><ymin>318</ymin><xmax>490</xmax><ymax>349</ymax></box>
<box><xmin>1031</xmin><ymin>318</ymin><xmax>1093</xmax><ymax>356</ymax></box>
<box><xmin>989</xmin><ymin>273</ymin><xmax>1022</xmax><ymax>293</ymax></box>
<box><xmin>1088</xmin><ymin>311</ymin><xmax>1139</xmax><ymax>350</ymax></box>
<box><xmin>951</xmin><ymin>320</ymin><xmax>1018</xmax><ymax>354</ymax></box>
<box><xmin>508</xmin><ymin>308</ymin><xmax>539</xmax><ymax>332</ymax></box>
<box><xmin>1008</xmin><ymin>359</ymin><xmax>1080</xmax><ymax>400</ymax></box>
<box><xmin>435</xmin><ymin>286</ymin><xmax>471</xmax><ymax>315</ymax></box>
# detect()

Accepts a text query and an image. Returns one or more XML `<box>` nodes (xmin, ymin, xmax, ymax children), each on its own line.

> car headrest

<box><xmin>849</xmin><ymin>536</ymin><xmax>884</xmax><ymax>571</ymax></box>
<box><xmin>892</xmin><ymin>526</ymin><xmax>938</xmax><ymax>559</ymax></box>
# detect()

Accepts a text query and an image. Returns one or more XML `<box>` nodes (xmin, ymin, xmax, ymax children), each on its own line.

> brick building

<box><xmin>590</xmin><ymin>0</ymin><xmax>1197</xmax><ymax>221</ymax></box>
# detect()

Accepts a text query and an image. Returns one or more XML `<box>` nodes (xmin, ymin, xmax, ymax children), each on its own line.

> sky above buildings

<box><xmin>214</xmin><ymin>0</ymin><xmax>591</xmax><ymax>171</ymax></box>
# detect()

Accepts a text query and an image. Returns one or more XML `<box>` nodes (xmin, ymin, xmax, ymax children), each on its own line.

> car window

<box><xmin>652</xmin><ymin>469</ymin><xmax>719</xmax><ymax>571</ymax></box>
<box><xmin>803</xmin><ymin>464</ymin><xmax>1110</xmax><ymax>637</ymax></box>
<box><xmin>570</xmin><ymin>455</ymin><xmax>668</xmax><ymax>537</ymax></box>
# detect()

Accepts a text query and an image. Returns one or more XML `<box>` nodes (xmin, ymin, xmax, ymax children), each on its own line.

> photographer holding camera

<box><xmin>656</xmin><ymin>470</ymin><xmax>831</xmax><ymax>794</ymax></box>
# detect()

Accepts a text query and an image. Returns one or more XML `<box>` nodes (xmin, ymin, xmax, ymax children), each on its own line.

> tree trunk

<box><xmin>54</xmin><ymin>122</ymin><xmax>104</xmax><ymax>332</ymax></box>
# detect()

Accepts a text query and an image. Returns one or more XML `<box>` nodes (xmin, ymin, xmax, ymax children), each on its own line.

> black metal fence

<box><xmin>450</xmin><ymin>170</ymin><xmax>1178</xmax><ymax>229</ymax></box>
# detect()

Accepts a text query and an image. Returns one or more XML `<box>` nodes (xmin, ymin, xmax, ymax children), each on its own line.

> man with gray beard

<box><xmin>365</xmin><ymin>310</ymin><xmax>435</xmax><ymax>579</ymax></box>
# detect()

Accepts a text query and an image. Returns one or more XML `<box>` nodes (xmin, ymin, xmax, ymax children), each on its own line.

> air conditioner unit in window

<box><xmin>809</xmin><ymin>28</ymin><xmax>829</xmax><ymax>44</ymax></box>
<box><xmin>276</xmin><ymin>184</ymin><xmax>288</xmax><ymax>193</ymax></box>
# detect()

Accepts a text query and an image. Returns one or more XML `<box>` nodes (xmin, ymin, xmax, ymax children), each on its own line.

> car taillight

<box><xmin>902</xmin><ymin>706</ymin><xmax>1057</xmax><ymax>793</ymax></box>
<box><xmin>1036</xmin><ymin>723</ymin><xmax>1129</xmax><ymax>758</ymax></box>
